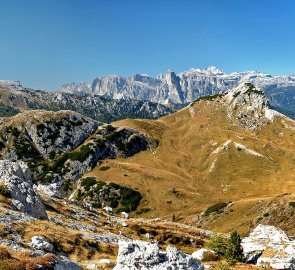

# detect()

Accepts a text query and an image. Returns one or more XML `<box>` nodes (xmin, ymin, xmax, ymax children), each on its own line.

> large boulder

<box><xmin>30</xmin><ymin>236</ymin><xmax>54</xmax><ymax>252</ymax></box>
<box><xmin>113</xmin><ymin>240</ymin><xmax>204</xmax><ymax>270</ymax></box>
<box><xmin>0</xmin><ymin>160</ymin><xmax>48</xmax><ymax>219</ymax></box>
<box><xmin>241</xmin><ymin>224</ymin><xmax>295</xmax><ymax>269</ymax></box>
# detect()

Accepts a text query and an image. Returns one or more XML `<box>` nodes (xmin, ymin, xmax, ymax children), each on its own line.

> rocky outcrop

<box><xmin>54</xmin><ymin>125</ymin><xmax>158</xmax><ymax>184</ymax></box>
<box><xmin>0</xmin><ymin>160</ymin><xmax>47</xmax><ymax>219</ymax></box>
<box><xmin>72</xmin><ymin>177</ymin><xmax>142</xmax><ymax>213</ymax></box>
<box><xmin>113</xmin><ymin>240</ymin><xmax>204</xmax><ymax>270</ymax></box>
<box><xmin>224</xmin><ymin>83</ymin><xmax>278</xmax><ymax>129</ymax></box>
<box><xmin>241</xmin><ymin>224</ymin><xmax>295</xmax><ymax>269</ymax></box>
<box><xmin>22</xmin><ymin>110</ymin><xmax>100</xmax><ymax>157</ymax></box>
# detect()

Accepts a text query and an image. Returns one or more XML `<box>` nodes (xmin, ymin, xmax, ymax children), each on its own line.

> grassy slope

<box><xmin>84</xmin><ymin>98</ymin><xmax>295</xmax><ymax>235</ymax></box>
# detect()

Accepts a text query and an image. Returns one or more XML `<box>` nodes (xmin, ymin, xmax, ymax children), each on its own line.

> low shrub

<box><xmin>99</xmin><ymin>166</ymin><xmax>110</xmax><ymax>171</ymax></box>
<box><xmin>105</xmin><ymin>125</ymin><xmax>116</xmax><ymax>132</ymax></box>
<box><xmin>207</xmin><ymin>231</ymin><xmax>243</xmax><ymax>265</ymax></box>
<box><xmin>81</xmin><ymin>177</ymin><xmax>97</xmax><ymax>190</ymax></box>
<box><xmin>204</xmin><ymin>202</ymin><xmax>227</xmax><ymax>216</ymax></box>
<box><xmin>289</xmin><ymin>202</ymin><xmax>295</xmax><ymax>208</ymax></box>
<box><xmin>0</xmin><ymin>184</ymin><xmax>10</xmax><ymax>198</ymax></box>
<box><xmin>68</xmin><ymin>144</ymin><xmax>94</xmax><ymax>162</ymax></box>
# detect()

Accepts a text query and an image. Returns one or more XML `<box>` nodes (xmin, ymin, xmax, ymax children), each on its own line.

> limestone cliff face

<box><xmin>0</xmin><ymin>160</ymin><xmax>47</xmax><ymax>219</ymax></box>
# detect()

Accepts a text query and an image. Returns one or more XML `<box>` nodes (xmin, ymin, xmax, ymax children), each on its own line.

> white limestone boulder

<box><xmin>191</xmin><ymin>248</ymin><xmax>217</xmax><ymax>261</ymax></box>
<box><xmin>30</xmin><ymin>236</ymin><xmax>54</xmax><ymax>252</ymax></box>
<box><xmin>241</xmin><ymin>224</ymin><xmax>295</xmax><ymax>269</ymax></box>
<box><xmin>113</xmin><ymin>240</ymin><xmax>204</xmax><ymax>270</ymax></box>
<box><xmin>0</xmin><ymin>160</ymin><xmax>48</xmax><ymax>219</ymax></box>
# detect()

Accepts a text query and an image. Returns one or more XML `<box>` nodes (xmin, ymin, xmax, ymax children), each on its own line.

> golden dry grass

<box><xmin>0</xmin><ymin>246</ymin><xmax>56</xmax><ymax>270</ymax></box>
<box><xmin>83</xmin><ymin>99</ymin><xmax>295</xmax><ymax>235</ymax></box>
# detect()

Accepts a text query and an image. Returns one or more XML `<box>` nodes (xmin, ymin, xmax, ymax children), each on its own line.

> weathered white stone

<box><xmin>0</xmin><ymin>160</ymin><xmax>47</xmax><ymax>219</ymax></box>
<box><xmin>191</xmin><ymin>248</ymin><xmax>217</xmax><ymax>261</ymax></box>
<box><xmin>30</xmin><ymin>236</ymin><xmax>54</xmax><ymax>252</ymax></box>
<box><xmin>121</xmin><ymin>211</ymin><xmax>129</xmax><ymax>219</ymax></box>
<box><xmin>242</xmin><ymin>225</ymin><xmax>295</xmax><ymax>269</ymax></box>
<box><xmin>103</xmin><ymin>206</ymin><xmax>113</xmax><ymax>214</ymax></box>
<box><xmin>113</xmin><ymin>240</ymin><xmax>204</xmax><ymax>270</ymax></box>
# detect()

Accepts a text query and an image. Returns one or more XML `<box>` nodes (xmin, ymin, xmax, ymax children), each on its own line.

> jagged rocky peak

<box><xmin>225</xmin><ymin>82</ymin><xmax>268</xmax><ymax>109</ymax></box>
<box><xmin>59</xmin><ymin>82</ymin><xmax>90</xmax><ymax>94</ymax></box>
<box><xmin>224</xmin><ymin>82</ymin><xmax>277</xmax><ymax>129</ymax></box>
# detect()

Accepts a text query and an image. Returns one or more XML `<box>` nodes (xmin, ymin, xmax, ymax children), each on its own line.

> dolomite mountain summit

<box><xmin>59</xmin><ymin>66</ymin><xmax>295</xmax><ymax>117</ymax></box>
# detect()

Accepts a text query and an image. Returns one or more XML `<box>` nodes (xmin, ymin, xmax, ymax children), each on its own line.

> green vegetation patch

<box><xmin>68</xmin><ymin>144</ymin><xmax>94</xmax><ymax>162</ymax></box>
<box><xmin>204</xmin><ymin>202</ymin><xmax>228</xmax><ymax>216</ymax></box>
<box><xmin>244</xmin><ymin>83</ymin><xmax>264</xmax><ymax>95</ymax></box>
<box><xmin>191</xmin><ymin>94</ymin><xmax>224</xmax><ymax>106</ymax></box>
<box><xmin>77</xmin><ymin>177</ymin><xmax>142</xmax><ymax>212</ymax></box>
<box><xmin>0</xmin><ymin>184</ymin><xmax>10</xmax><ymax>198</ymax></box>
<box><xmin>207</xmin><ymin>231</ymin><xmax>243</xmax><ymax>265</ymax></box>
<box><xmin>0</xmin><ymin>103</ymin><xmax>20</xmax><ymax>117</ymax></box>
<box><xmin>99</xmin><ymin>166</ymin><xmax>110</xmax><ymax>171</ymax></box>
<box><xmin>289</xmin><ymin>202</ymin><xmax>295</xmax><ymax>208</ymax></box>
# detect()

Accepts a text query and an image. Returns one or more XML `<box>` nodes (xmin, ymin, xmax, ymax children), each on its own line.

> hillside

<box><xmin>82</xmin><ymin>83</ymin><xmax>295</xmax><ymax>236</ymax></box>
<box><xmin>0</xmin><ymin>83</ymin><xmax>294</xmax><ymax>269</ymax></box>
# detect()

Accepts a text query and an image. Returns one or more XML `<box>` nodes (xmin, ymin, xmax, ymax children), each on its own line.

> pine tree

<box><xmin>225</xmin><ymin>230</ymin><xmax>243</xmax><ymax>264</ymax></box>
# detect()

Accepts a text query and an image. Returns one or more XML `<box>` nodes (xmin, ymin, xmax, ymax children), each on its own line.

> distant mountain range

<box><xmin>59</xmin><ymin>66</ymin><xmax>295</xmax><ymax>118</ymax></box>
<box><xmin>2</xmin><ymin>66</ymin><xmax>295</xmax><ymax>121</ymax></box>
<box><xmin>0</xmin><ymin>86</ymin><xmax>176</xmax><ymax>122</ymax></box>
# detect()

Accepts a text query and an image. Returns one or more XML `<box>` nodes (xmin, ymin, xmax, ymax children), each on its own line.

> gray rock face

<box><xmin>22</xmin><ymin>110</ymin><xmax>100</xmax><ymax>157</ymax></box>
<box><xmin>0</xmin><ymin>160</ymin><xmax>48</xmax><ymax>219</ymax></box>
<box><xmin>0</xmin><ymin>87</ymin><xmax>175</xmax><ymax>122</ymax></box>
<box><xmin>241</xmin><ymin>224</ymin><xmax>295</xmax><ymax>269</ymax></box>
<box><xmin>54</xmin><ymin>256</ymin><xmax>82</xmax><ymax>270</ymax></box>
<box><xmin>113</xmin><ymin>240</ymin><xmax>204</xmax><ymax>270</ymax></box>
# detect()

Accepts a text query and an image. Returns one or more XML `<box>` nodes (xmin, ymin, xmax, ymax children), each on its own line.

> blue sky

<box><xmin>0</xmin><ymin>0</ymin><xmax>294</xmax><ymax>90</ymax></box>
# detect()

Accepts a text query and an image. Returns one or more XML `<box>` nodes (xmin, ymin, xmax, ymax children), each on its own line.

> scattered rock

<box><xmin>113</xmin><ymin>240</ymin><xmax>204</xmax><ymax>270</ymax></box>
<box><xmin>0</xmin><ymin>160</ymin><xmax>48</xmax><ymax>219</ymax></box>
<box><xmin>30</xmin><ymin>236</ymin><xmax>54</xmax><ymax>252</ymax></box>
<box><xmin>54</xmin><ymin>255</ymin><xmax>82</xmax><ymax>270</ymax></box>
<box><xmin>121</xmin><ymin>211</ymin><xmax>129</xmax><ymax>219</ymax></box>
<box><xmin>37</xmin><ymin>183</ymin><xmax>64</xmax><ymax>197</ymax></box>
<box><xmin>103</xmin><ymin>206</ymin><xmax>113</xmax><ymax>214</ymax></box>
<box><xmin>242</xmin><ymin>224</ymin><xmax>295</xmax><ymax>269</ymax></box>
<box><xmin>191</xmin><ymin>248</ymin><xmax>217</xmax><ymax>261</ymax></box>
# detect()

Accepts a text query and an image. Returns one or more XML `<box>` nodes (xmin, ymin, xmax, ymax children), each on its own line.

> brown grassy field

<box><xmin>84</xmin><ymin>98</ymin><xmax>295</xmax><ymax>235</ymax></box>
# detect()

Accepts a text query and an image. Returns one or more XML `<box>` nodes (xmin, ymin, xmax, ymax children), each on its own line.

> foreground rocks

<box><xmin>113</xmin><ymin>240</ymin><xmax>204</xmax><ymax>270</ymax></box>
<box><xmin>0</xmin><ymin>160</ymin><xmax>47</xmax><ymax>219</ymax></box>
<box><xmin>242</xmin><ymin>224</ymin><xmax>295</xmax><ymax>269</ymax></box>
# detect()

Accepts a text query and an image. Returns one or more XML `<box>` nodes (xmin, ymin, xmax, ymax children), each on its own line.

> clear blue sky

<box><xmin>0</xmin><ymin>0</ymin><xmax>294</xmax><ymax>90</ymax></box>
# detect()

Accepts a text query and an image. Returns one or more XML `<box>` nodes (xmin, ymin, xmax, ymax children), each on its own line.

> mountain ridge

<box><xmin>58</xmin><ymin>66</ymin><xmax>295</xmax><ymax>115</ymax></box>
